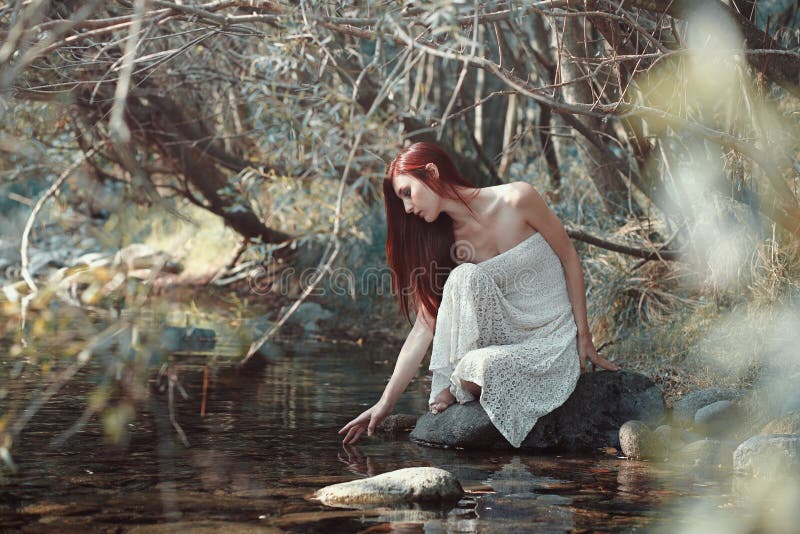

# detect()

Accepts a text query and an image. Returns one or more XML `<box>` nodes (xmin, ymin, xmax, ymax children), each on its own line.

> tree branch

<box><xmin>566</xmin><ymin>225</ymin><xmax>682</xmax><ymax>260</ymax></box>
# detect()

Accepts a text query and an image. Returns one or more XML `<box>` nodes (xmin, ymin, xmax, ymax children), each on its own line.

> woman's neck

<box><xmin>443</xmin><ymin>186</ymin><xmax>493</xmax><ymax>231</ymax></box>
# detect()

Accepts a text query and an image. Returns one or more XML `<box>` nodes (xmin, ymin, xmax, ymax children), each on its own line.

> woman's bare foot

<box><xmin>429</xmin><ymin>387</ymin><xmax>456</xmax><ymax>414</ymax></box>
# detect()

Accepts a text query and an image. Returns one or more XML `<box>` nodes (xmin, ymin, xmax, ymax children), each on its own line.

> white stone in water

<box><xmin>312</xmin><ymin>467</ymin><xmax>463</xmax><ymax>506</ymax></box>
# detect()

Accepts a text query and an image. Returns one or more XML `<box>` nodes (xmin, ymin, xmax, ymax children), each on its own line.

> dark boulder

<box><xmin>410</xmin><ymin>370</ymin><xmax>665</xmax><ymax>451</ymax></box>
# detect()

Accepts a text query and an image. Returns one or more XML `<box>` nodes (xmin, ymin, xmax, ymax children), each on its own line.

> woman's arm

<box><xmin>512</xmin><ymin>182</ymin><xmax>620</xmax><ymax>372</ymax></box>
<box><xmin>380</xmin><ymin>308</ymin><xmax>435</xmax><ymax>409</ymax></box>
<box><xmin>339</xmin><ymin>309</ymin><xmax>434</xmax><ymax>444</ymax></box>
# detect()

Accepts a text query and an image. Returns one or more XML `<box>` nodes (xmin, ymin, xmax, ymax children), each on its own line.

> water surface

<box><xmin>0</xmin><ymin>329</ymin><xmax>757</xmax><ymax>532</ymax></box>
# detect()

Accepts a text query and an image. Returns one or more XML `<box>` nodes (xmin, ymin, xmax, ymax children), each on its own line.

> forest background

<box><xmin>0</xmin><ymin>0</ymin><xmax>799</xmax><ymax>463</ymax></box>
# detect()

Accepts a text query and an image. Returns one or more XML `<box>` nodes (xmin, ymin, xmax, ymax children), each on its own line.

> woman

<box><xmin>339</xmin><ymin>142</ymin><xmax>620</xmax><ymax>447</ymax></box>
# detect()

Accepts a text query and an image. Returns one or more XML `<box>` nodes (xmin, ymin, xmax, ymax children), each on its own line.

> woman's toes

<box><xmin>429</xmin><ymin>400</ymin><xmax>453</xmax><ymax>414</ymax></box>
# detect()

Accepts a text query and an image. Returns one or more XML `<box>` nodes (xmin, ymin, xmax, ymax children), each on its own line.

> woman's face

<box><xmin>392</xmin><ymin>172</ymin><xmax>440</xmax><ymax>223</ymax></box>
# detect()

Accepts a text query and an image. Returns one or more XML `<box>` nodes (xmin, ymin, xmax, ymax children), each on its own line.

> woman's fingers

<box><xmin>367</xmin><ymin>418</ymin><xmax>378</xmax><ymax>437</ymax></box>
<box><xmin>342</xmin><ymin>425</ymin><xmax>358</xmax><ymax>444</ymax></box>
<box><xmin>340</xmin><ymin>406</ymin><xmax>382</xmax><ymax>444</ymax></box>
<box><xmin>343</xmin><ymin>424</ymin><xmax>365</xmax><ymax>445</ymax></box>
<box><xmin>590</xmin><ymin>353</ymin><xmax>621</xmax><ymax>371</ymax></box>
<box><xmin>338</xmin><ymin>420</ymin><xmax>357</xmax><ymax>434</ymax></box>
<box><xmin>339</xmin><ymin>411</ymin><xmax>369</xmax><ymax>434</ymax></box>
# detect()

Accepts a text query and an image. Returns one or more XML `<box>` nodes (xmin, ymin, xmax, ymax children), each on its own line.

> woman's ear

<box><xmin>425</xmin><ymin>163</ymin><xmax>439</xmax><ymax>180</ymax></box>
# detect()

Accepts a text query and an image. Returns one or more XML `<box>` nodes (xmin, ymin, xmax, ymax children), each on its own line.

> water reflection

<box><xmin>0</xmin><ymin>333</ymin><xmax>778</xmax><ymax>532</ymax></box>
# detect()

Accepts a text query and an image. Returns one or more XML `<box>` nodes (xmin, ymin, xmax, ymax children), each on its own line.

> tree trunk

<box><xmin>558</xmin><ymin>15</ymin><xmax>630</xmax><ymax>214</ymax></box>
<box><xmin>145</xmin><ymin>95</ymin><xmax>292</xmax><ymax>247</ymax></box>
<box><xmin>528</xmin><ymin>14</ymin><xmax>563</xmax><ymax>188</ymax></box>
<box><xmin>74</xmin><ymin>86</ymin><xmax>296</xmax><ymax>262</ymax></box>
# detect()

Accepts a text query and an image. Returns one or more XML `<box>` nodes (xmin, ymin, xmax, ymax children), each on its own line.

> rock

<box><xmin>694</xmin><ymin>400</ymin><xmax>743</xmax><ymax>438</ymax></box>
<box><xmin>671</xmin><ymin>387</ymin><xmax>745</xmax><ymax>428</ymax></box>
<box><xmin>677</xmin><ymin>439</ymin><xmax>734</xmax><ymax>469</ymax></box>
<box><xmin>733</xmin><ymin>434</ymin><xmax>800</xmax><ymax>478</ymax></box>
<box><xmin>284</xmin><ymin>302</ymin><xmax>334</xmax><ymax>333</ymax></box>
<box><xmin>619</xmin><ymin>420</ymin><xmax>667</xmax><ymax>460</ymax></box>
<box><xmin>27</xmin><ymin>249</ymin><xmax>66</xmax><ymax>276</ymax></box>
<box><xmin>377</xmin><ymin>414</ymin><xmax>418</xmax><ymax>436</ymax></box>
<box><xmin>411</xmin><ymin>370</ymin><xmax>665</xmax><ymax>451</ymax></box>
<box><xmin>654</xmin><ymin>425</ymin><xmax>682</xmax><ymax>450</ymax></box>
<box><xmin>160</xmin><ymin>326</ymin><xmax>216</xmax><ymax>353</ymax></box>
<box><xmin>760</xmin><ymin>412</ymin><xmax>800</xmax><ymax>435</ymax></box>
<box><xmin>112</xmin><ymin>244</ymin><xmax>183</xmax><ymax>274</ymax></box>
<box><xmin>680</xmin><ymin>429</ymin><xmax>704</xmax><ymax>444</ymax></box>
<box><xmin>312</xmin><ymin>467</ymin><xmax>463</xmax><ymax>506</ymax></box>
<box><xmin>411</xmin><ymin>401</ymin><xmax>503</xmax><ymax>449</ymax></box>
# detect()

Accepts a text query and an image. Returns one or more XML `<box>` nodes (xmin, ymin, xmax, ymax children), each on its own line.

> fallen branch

<box><xmin>565</xmin><ymin>225</ymin><xmax>682</xmax><ymax>261</ymax></box>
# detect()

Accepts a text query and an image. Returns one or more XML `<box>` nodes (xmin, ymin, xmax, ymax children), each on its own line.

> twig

<box><xmin>243</xmin><ymin>37</ymin><xmax>415</xmax><ymax>364</ymax></box>
<box><xmin>110</xmin><ymin>0</ymin><xmax>146</xmax><ymax>147</ymax></box>
<box><xmin>168</xmin><ymin>365</ymin><xmax>190</xmax><ymax>447</ymax></box>
<box><xmin>18</xmin><ymin>144</ymin><xmax>104</xmax><ymax>343</ymax></box>
<box><xmin>200</xmin><ymin>364</ymin><xmax>208</xmax><ymax>417</ymax></box>
<box><xmin>436</xmin><ymin>5</ymin><xmax>480</xmax><ymax>141</ymax></box>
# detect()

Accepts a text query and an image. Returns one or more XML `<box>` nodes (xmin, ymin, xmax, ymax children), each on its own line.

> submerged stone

<box><xmin>411</xmin><ymin>370</ymin><xmax>665</xmax><ymax>451</ymax></box>
<box><xmin>312</xmin><ymin>467</ymin><xmax>463</xmax><ymax>506</ymax></box>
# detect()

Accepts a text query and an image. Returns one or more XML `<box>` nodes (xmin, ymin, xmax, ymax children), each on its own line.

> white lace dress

<box><xmin>427</xmin><ymin>231</ymin><xmax>581</xmax><ymax>448</ymax></box>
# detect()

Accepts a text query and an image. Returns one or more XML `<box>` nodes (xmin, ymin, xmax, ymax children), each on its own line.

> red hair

<box><xmin>382</xmin><ymin>142</ymin><xmax>480</xmax><ymax>330</ymax></box>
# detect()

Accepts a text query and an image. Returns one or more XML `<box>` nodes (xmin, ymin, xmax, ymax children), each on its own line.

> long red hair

<box><xmin>383</xmin><ymin>142</ymin><xmax>480</xmax><ymax>330</ymax></box>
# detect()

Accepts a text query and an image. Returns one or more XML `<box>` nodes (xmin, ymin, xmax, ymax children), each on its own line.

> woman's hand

<box><xmin>578</xmin><ymin>334</ymin><xmax>621</xmax><ymax>373</ymax></box>
<box><xmin>338</xmin><ymin>400</ymin><xmax>394</xmax><ymax>445</ymax></box>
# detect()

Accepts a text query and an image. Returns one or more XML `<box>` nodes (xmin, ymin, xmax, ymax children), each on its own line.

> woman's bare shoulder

<box><xmin>506</xmin><ymin>181</ymin><xmax>537</xmax><ymax>200</ymax></box>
